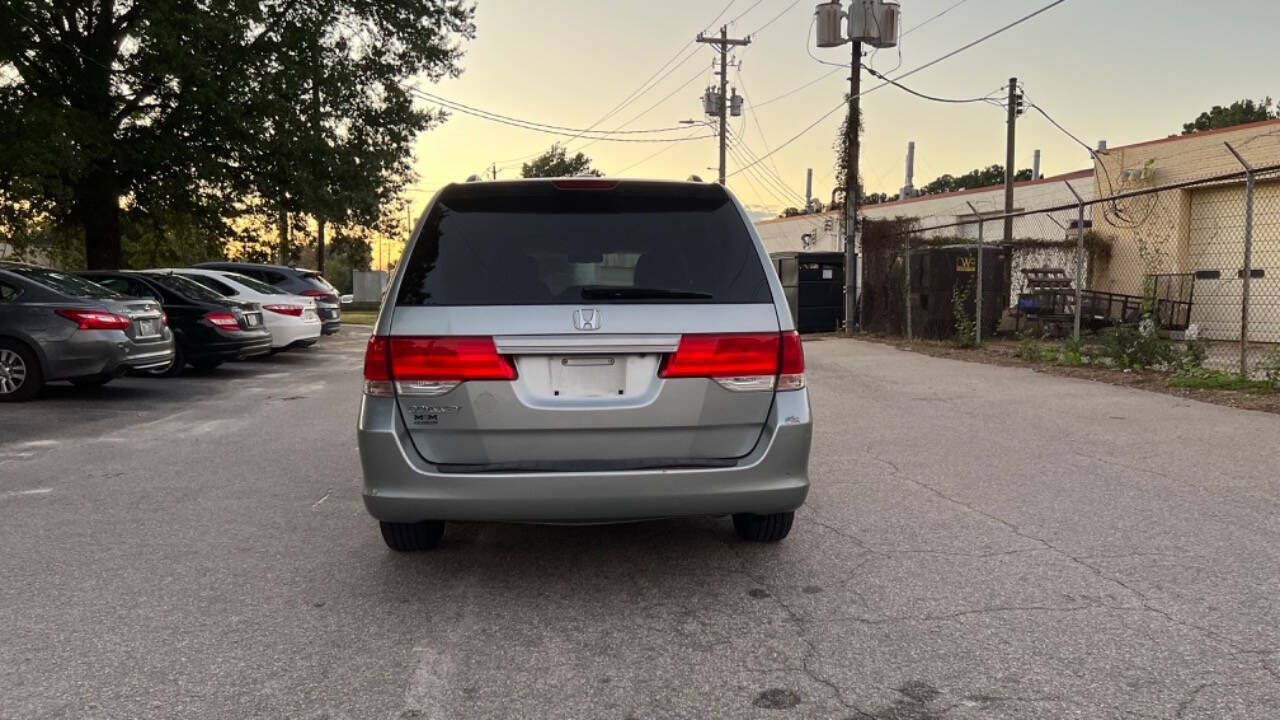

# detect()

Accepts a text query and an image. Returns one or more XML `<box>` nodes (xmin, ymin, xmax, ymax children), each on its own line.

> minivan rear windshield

<box><xmin>396</xmin><ymin>184</ymin><xmax>773</xmax><ymax>306</ymax></box>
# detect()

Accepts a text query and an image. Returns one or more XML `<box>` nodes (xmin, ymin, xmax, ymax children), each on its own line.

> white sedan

<box><xmin>164</xmin><ymin>268</ymin><xmax>323</xmax><ymax>351</ymax></box>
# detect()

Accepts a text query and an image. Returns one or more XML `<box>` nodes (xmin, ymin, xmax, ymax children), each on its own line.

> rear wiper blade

<box><xmin>580</xmin><ymin>285</ymin><xmax>713</xmax><ymax>300</ymax></box>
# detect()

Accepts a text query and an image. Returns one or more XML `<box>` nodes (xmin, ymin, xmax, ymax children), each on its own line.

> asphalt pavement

<box><xmin>3</xmin><ymin>331</ymin><xmax>1279</xmax><ymax>719</ymax></box>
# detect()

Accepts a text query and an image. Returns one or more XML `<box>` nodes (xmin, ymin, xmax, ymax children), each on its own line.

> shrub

<box><xmin>1098</xmin><ymin>324</ymin><xmax>1176</xmax><ymax>371</ymax></box>
<box><xmin>1060</xmin><ymin>336</ymin><xmax>1085</xmax><ymax>366</ymax></box>
<box><xmin>1016</xmin><ymin>332</ymin><xmax>1044</xmax><ymax>361</ymax></box>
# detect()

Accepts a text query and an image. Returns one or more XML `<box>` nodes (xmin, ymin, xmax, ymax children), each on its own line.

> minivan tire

<box><xmin>733</xmin><ymin>511</ymin><xmax>795</xmax><ymax>542</ymax></box>
<box><xmin>380</xmin><ymin>520</ymin><xmax>446</xmax><ymax>552</ymax></box>
<box><xmin>0</xmin><ymin>339</ymin><xmax>42</xmax><ymax>402</ymax></box>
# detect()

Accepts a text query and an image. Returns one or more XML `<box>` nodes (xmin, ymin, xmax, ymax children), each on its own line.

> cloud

<box><xmin>742</xmin><ymin>204</ymin><xmax>780</xmax><ymax>223</ymax></box>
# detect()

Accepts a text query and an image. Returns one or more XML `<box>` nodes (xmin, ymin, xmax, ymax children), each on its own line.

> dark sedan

<box><xmin>78</xmin><ymin>270</ymin><xmax>272</xmax><ymax>377</ymax></box>
<box><xmin>0</xmin><ymin>262</ymin><xmax>175</xmax><ymax>401</ymax></box>
<box><xmin>193</xmin><ymin>262</ymin><xmax>342</xmax><ymax>335</ymax></box>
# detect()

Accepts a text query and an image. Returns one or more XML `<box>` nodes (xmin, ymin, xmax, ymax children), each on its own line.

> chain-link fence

<box><xmin>861</xmin><ymin>160</ymin><xmax>1280</xmax><ymax>378</ymax></box>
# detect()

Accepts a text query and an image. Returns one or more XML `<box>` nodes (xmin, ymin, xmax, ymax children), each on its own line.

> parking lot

<box><xmin>3</xmin><ymin>331</ymin><xmax>1280</xmax><ymax>719</ymax></box>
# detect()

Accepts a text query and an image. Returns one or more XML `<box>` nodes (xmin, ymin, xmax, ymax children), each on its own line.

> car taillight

<box><xmin>160</xmin><ymin>312</ymin><xmax>169</xmax><ymax>326</ymax></box>
<box><xmin>363</xmin><ymin>336</ymin><xmax>516</xmax><ymax>397</ymax></box>
<box><xmin>54</xmin><ymin>308</ymin><xmax>131</xmax><ymax>331</ymax></box>
<box><xmin>659</xmin><ymin>332</ymin><xmax>805</xmax><ymax>392</ymax></box>
<box><xmin>205</xmin><ymin>312</ymin><xmax>240</xmax><ymax>330</ymax></box>
<box><xmin>300</xmin><ymin>289</ymin><xmax>333</xmax><ymax>300</ymax></box>
<box><xmin>363</xmin><ymin>336</ymin><xmax>393</xmax><ymax>397</ymax></box>
<box><xmin>660</xmin><ymin>332</ymin><xmax>781</xmax><ymax>392</ymax></box>
<box><xmin>778</xmin><ymin>330</ymin><xmax>806</xmax><ymax>391</ymax></box>
<box><xmin>263</xmin><ymin>304</ymin><xmax>303</xmax><ymax>317</ymax></box>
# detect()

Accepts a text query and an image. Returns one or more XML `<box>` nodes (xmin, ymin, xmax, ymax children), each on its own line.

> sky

<box><xmin>383</xmin><ymin>0</ymin><xmax>1280</xmax><ymax>268</ymax></box>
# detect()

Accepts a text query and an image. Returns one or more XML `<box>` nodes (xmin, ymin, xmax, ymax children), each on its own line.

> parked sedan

<box><xmin>165</xmin><ymin>268</ymin><xmax>322</xmax><ymax>351</ymax></box>
<box><xmin>193</xmin><ymin>262</ymin><xmax>342</xmax><ymax>335</ymax></box>
<box><xmin>77</xmin><ymin>270</ymin><xmax>272</xmax><ymax>376</ymax></box>
<box><xmin>0</xmin><ymin>262</ymin><xmax>174</xmax><ymax>401</ymax></box>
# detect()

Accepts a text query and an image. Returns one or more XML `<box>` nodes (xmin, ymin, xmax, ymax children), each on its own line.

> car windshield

<box><xmin>396</xmin><ymin>185</ymin><xmax>772</xmax><ymax>306</ymax></box>
<box><xmin>146</xmin><ymin>272</ymin><xmax>231</xmax><ymax>303</ymax></box>
<box><xmin>11</xmin><ymin>267</ymin><xmax>123</xmax><ymax>298</ymax></box>
<box><xmin>226</xmin><ymin>272</ymin><xmax>285</xmax><ymax>294</ymax></box>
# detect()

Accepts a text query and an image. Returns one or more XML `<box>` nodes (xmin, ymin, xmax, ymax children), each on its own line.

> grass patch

<box><xmin>341</xmin><ymin>310</ymin><xmax>379</xmax><ymax>325</ymax></box>
<box><xmin>1169</xmin><ymin>370</ymin><xmax>1275</xmax><ymax>393</ymax></box>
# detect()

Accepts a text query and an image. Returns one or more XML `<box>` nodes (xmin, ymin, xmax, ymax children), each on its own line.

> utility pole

<box><xmin>697</xmin><ymin>26</ymin><xmax>750</xmax><ymax>185</ymax></box>
<box><xmin>1003</xmin><ymin>77</ymin><xmax>1019</xmax><ymax>244</ymax></box>
<box><xmin>844</xmin><ymin>39</ymin><xmax>861</xmax><ymax>337</ymax></box>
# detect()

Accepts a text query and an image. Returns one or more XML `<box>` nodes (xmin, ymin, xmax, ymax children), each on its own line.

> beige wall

<box><xmin>1092</xmin><ymin>119</ymin><xmax>1280</xmax><ymax>299</ymax></box>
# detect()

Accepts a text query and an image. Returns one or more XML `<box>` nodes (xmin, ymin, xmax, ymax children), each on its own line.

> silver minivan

<box><xmin>358</xmin><ymin>179</ymin><xmax>811</xmax><ymax>551</ymax></box>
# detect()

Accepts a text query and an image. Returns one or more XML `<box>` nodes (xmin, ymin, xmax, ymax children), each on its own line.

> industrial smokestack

<box><xmin>1033</xmin><ymin>149</ymin><xmax>1041</xmax><ymax>180</ymax></box>
<box><xmin>805</xmin><ymin>168</ymin><xmax>813</xmax><ymax>208</ymax></box>
<box><xmin>901</xmin><ymin>141</ymin><xmax>916</xmax><ymax>197</ymax></box>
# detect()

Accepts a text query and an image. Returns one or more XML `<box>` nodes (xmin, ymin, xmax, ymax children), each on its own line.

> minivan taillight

<box><xmin>363</xmin><ymin>336</ymin><xmax>394</xmax><ymax>397</ymax></box>
<box><xmin>55</xmin><ymin>308</ymin><xmax>131</xmax><ymax>331</ymax></box>
<box><xmin>778</xmin><ymin>330</ymin><xmax>806</xmax><ymax>391</ymax></box>
<box><xmin>363</xmin><ymin>336</ymin><xmax>516</xmax><ymax>397</ymax></box>
<box><xmin>659</xmin><ymin>332</ymin><xmax>805</xmax><ymax>392</ymax></box>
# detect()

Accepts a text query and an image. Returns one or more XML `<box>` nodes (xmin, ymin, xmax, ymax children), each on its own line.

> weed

<box><xmin>1060</xmin><ymin>336</ymin><xmax>1085</xmax><ymax>366</ymax></box>
<box><xmin>952</xmin><ymin>282</ymin><xmax>977</xmax><ymax>348</ymax></box>
<box><xmin>1016</xmin><ymin>332</ymin><xmax>1044</xmax><ymax>361</ymax></box>
<box><xmin>1257</xmin><ymin>350</ymin><xmax>1280</xmax><ymax>390</ymax></box>
<box><xmin>1170</xmin><ymin>369</ymin><xmax>1274</xmax><ymax>393</ymax></box>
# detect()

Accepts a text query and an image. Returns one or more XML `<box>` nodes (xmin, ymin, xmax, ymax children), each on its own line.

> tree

<box><xmin>919</xmin><ymin>165</ymin><xmax>1032</xmax><ymax>196</ymax></box>
<box><xmin>1182</xmin><ymin>98</ymin><xmax>1275</xmax><ymax>135</ymax></box>
<box><xmin>521</xmin><ymin>144</ymin><xmax>602</xmax><ymax>178</ymax></box>
<box><xmin>0</xmin><ymin>1</ymin><xmax>475</xmax><ymax>269</ymax></box>
<box><xmin>863</xmin><ymin>192</ymin><xmax>899</xmax><ymax>206</ymax></box>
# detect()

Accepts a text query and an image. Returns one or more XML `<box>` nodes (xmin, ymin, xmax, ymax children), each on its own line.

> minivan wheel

<box><xmin>380</xmin><ymin>521</ymin><xmax>446</xmax><ymax>552</ymax></box>
<box><xmin>0</xmin><ymin>340</ymin><xmax>42</xmax><ymax>402</ymax></box>
<box><xmin>732</xmin><ymin>511</ymin><xmax>795</xmax><ymax>542</ymax></box>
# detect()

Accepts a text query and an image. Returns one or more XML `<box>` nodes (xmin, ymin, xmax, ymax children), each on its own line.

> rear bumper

<box><xmin>358</xmin><ymin>389</ymin><xmax>811</xmax><ymax>523</ymax></box>
<box><xmin>267</xmin><ymin>319</ymin><xmax>323</xmax><ymax>348</ymax></box>
<box><xmin>45</xmin><ymin>331</ymin><xmax>175</xmax><ymax>379</ymax></box>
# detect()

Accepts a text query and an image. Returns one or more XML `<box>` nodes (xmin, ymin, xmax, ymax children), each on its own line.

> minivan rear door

<box><xmin>387</xmin><ymin>180</ymin><xmax>783</xmax><ymax>471</ymax></box>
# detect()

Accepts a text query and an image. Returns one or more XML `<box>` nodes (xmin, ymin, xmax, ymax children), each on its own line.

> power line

<box><xmin>748</xmin><ymin>0</ymin><xmax>804</xmax><ymax>36</ymax></box>
<box><xmin>728</xmin><ymin>0</ymin><xmax>769</xmax><ymax>26</ymax></box>
<box><xmin>411</xmin><ymin>90</ymin><xmax>701</xmax><ymax>136</ymax></box>
<box><xmin>573</xmin><ymin>56</ymin><xmax>714</xmax><ymax>153</ymax></box>
<box><xmin>728</xmin><ymin>0</ymin><xmax>1071</xmax><ymax>177</ymax></box>
<box><xmin>412</xmin><ymin>91</ymin><xmax>714</xmax><ymax>143</ymax></box>
<box><xmin>613</xmin><ymin>128</ymin><xmax>707</xmax><ymax>175</ymax></box>
<box><xmin>861</xmin><ymin>64</ymin><xmax>1005</xmax><ymax>107</ymax></box>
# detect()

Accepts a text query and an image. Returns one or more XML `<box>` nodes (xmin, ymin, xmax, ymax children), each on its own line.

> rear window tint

<box><xmin>396</xmin><ymin>185</ymin><xmax>772</xmax><ymax>306</ymax></box>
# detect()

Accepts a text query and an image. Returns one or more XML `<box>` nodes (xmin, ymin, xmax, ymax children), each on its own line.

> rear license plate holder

<box><xmin>136</xmin><ymin>319</ymin><xmax>159</xmax><ymax>338</ymax></box>
<box><xmin>246</xmin><ymin>314</ymin><xmax>260</xmax><ymax>326</ymax></box>
<box><xmin>551</xmin><ymin>356</ymin><xmax>625</xmax><ymax>398</ymax></box>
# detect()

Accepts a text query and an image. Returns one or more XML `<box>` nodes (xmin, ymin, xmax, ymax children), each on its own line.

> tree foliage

<box><xmin>0</xmin><ymin>0</ymin><xmax>475</xmax><ymax>269</ymax></box>
<box><xmin>1182</xmin><ymin>98</ymin><xmax>1275</xmax><ymax>135</ymax></box>
<box><xmin>520</xmin><ymin>144</ymin><xmax>602</xmax><ymax>178</ymax></box>
<box><xmin>919</xmin><ymin>165</ymin><xmax>1033</xmax><ymax>196</ymax></box>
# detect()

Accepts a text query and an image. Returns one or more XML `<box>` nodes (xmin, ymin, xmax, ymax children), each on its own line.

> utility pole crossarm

<box><xmin>695</xmin><ymin>32</ymin><xmax>752</xmax><ymax>47</ymax></box>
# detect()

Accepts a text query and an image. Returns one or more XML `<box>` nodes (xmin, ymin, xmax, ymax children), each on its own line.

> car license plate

<box><xmin>246</xmin><ymin>314</ymin><xmax>260</xmax><ymax>326</ymax></box>
<box><xmin>136</xmin><ymin>318</ymin><xmax>159</xmax><ymax>338</ymax></box>
<box><xmin>303</xmin><ymin>309</ymin><xmax>318</xmax><ymax>321</ymax></box>
<box><xmin>552</xmin><ymin>356</ymin><xmax>625</xmax><ymax>398</ymax></box>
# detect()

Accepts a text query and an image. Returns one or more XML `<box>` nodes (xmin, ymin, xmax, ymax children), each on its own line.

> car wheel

<box><xmin>0</xmin><ymin>340</ymin><xmax>42</xmax><ymax>402</ymax></box>
<box><xmin>146</xmin><ymin>344</ymin><xmax>185</xmax><ymax>378</ymax></box>
<box><xmin>732</xmin><ymin>512</ymin><xmax>795</xmax><ymax>543</ymax></box>
<box><xmin>379</xmin><ymin>521</ymin><xmax>446</xmax><ymax>552</ymax></box>
<box><xmin>70</xmin><ymin>373</ymin><xmax>113</xmax><ymax>388</ymax></box>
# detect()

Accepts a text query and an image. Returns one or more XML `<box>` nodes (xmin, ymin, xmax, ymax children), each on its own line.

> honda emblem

<box><xmin>573</xmin><ymin>308</ymin><xmax>601</xmax><ymax>331</ymax></box>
